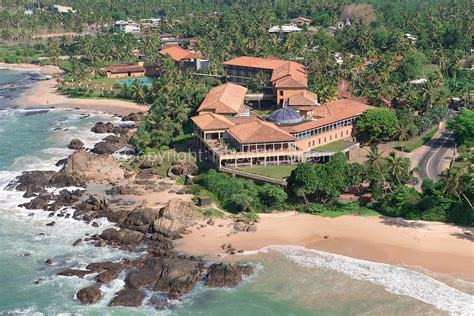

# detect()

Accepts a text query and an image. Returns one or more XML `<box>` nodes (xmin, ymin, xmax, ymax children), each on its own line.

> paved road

<box><xmin>419</xmin><ymin>130</ymin><xmax>456</xmax><ymax>181</ymax></box>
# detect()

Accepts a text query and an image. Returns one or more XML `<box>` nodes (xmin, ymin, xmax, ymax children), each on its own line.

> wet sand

<box><xmin>176</xmin><ymin>213</ymin><xmax>474</xmax><ymax>282</ymax></box>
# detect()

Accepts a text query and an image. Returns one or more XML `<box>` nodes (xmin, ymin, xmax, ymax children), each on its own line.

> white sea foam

<box><xmin>246</xmin><ymin>245</ymin><xmax>474</xmax><ymax>315</ymax></box>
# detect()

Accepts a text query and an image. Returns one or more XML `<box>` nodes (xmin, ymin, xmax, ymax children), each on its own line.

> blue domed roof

<box><xmin>268</xmin><ymin>107</ymin><xmax>302</xmax><ymax>124</ymax></box>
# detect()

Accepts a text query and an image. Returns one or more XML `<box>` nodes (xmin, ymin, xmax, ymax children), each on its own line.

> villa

<box><xmin>192</xmin><ymin>62</ymin><xmax>373</xmax><ymax>169</ymax></box>
<box><xmin>159</xmin><ymin>46</ymin><xmax>210</xmax><ymax>72</ymax></box>
<box><xmin>291</xmin><ymin>16</ymin><xmax>312</xmax><ymax>26</ymax></box>
<box><xmin>105</xmin><ymin>64</ymin><xmax>146</xmax><ymax>78</ymax></box>
<box><xmin>223</xmin><ymin>56</ymin><xmax>308</xmax><ymax>105</ymax></box>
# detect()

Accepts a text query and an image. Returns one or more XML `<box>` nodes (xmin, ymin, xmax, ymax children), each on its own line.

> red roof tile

<box><xmin>159</xmin><ymin>46</ymin><xmax>204</xmax><ymax>62</ymax></box>
<box><xmin>105</xmin><ymin>64</ymin><xmax>145</xmax><ymax>74</ymax></box>
<box><xmin>191</xmin><ymin>113</ymin><xmax>235</xmax><ymax>131</ymax></box>
<box><xmin>197</xmin><ymin>83</ymin><xmax>247</xmax><ymax>115</ymax></box>
<box><xmin>227</xmin><ymin>120</ymin><xmax>295</xmax><ymax>144</ymax></box>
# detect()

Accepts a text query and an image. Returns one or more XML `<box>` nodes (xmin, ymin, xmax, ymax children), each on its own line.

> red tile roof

<box><xmin>105</xmin><ymin>64</ymin><xmax>145</xmax><ymax>74</ymax></box>
<box><xmin>197</xmin><ymin>83</ymin><xmax>247</xmax><ymax>115</ymax></box>
<box><xmin>227</xmin><ymin>120</ymin><xmax>295</xmax><ymax>144</ymax></box>
<box><xmin>288</xmin><ymin>90</ymin><xmax>319</xmax><ymax>106</ymax></box>
<box><xmin>191</xmin><ymin>113</ymin><xmax>235</xmax><ymax>131</ymax></box>
<box><xmin>223</xmin><ymin>57</ymin><xmax>307</xmax><ymax>89</ymax></box>
<box><xmin>159</xmin><ymin>46</ymin><xmax>204</xmax><ymax>62</ymax></box>
<box><xmin>280</xmin><ymin>99</ymin><xmax>374</xmax><ymax>134</ymax></box>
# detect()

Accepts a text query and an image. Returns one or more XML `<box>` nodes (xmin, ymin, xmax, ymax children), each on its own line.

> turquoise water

<box><xmin>120</xmin><ymin>77</ymin><xmax>152</xmax><ymax>85</ymax></box>
<box><xmin>0</xmin><ymin>69</ymin><xmax>473</xmax><ymax>315</ymax></box>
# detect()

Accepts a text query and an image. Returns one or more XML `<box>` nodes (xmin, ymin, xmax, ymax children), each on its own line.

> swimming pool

<box><xmin>120</xmin><ymin>77</ymin><xmax>153</xmax><ymax>85</ymax></box>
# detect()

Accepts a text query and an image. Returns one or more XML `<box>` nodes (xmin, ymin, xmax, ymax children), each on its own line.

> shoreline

<box><xmin>1</xmin><ymin>62</ymin><xmax>147</xmax><ymax>116</ymax></box>
<box><xmin>175</xmin><ymin>213</ymin><xmax>474</xmax><ymax>282</ymax></box>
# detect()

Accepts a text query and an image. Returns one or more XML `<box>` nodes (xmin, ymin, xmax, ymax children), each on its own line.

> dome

<box><xmin>268</xmin><ymin>107</ymin><xmax>302</xmax><ymax>124</ymax></box>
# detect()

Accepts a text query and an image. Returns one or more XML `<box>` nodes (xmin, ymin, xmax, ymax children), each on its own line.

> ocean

<box><xmin>0</xmin><ymin>69</ymin><xmax>473</xmax><ymax>316</ymax></box>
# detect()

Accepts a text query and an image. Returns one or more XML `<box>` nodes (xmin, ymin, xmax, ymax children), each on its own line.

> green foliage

<box><xmin>287</xmin><ymin>163</ymin><xmax>317</xmax><ymax>203</ymax></box>
<box><xmin>374</xmin><ymin>186</ymin><xmax>421</xmax><ymax>218</ymax></box>
<box><xmin>447</xmin><ymin>110</ymin><xmax>474</xmax><ymax>147</ymax></box>
<box><xmin>132</xmin><ymin>58</ymin><xmax>217</xmax><ymax>151</ymax></box>
<box><xmin>355</xmin><ymin>108</ymin><xmax>399</xmax><ymax>144</ymax></box>
<box><xmin>258</xmin><ymin>184</ymin><xmax>288</xmax><ymax>210</ymax></box>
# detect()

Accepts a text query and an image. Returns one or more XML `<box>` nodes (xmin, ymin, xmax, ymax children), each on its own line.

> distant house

<box><xmin>24</xmin><ymin>9</ymin><xmax>34</xmax><ymax>16</ymax></box>
<box><xmin>53</xmin><ymin>4</ymin><xmax>75</xmax><ymax>14</ymax></box>
<box><xmin>159</xmin><ymin>46</ymin><xmax>209</xmax><ymax>71</ymax></box>
<box><xmin>409</xmin><ymin>78</ymin><xmax>428</xmax><ymax>85</ymax></box>
<box><xmin>404</xmin><ymin>33</ymin><xmax>417</xmax><ymax>43</ymax></box>
<box><xmin>105</xmin><ymin>64</ymin><xmax>146</xmax><ymax>78</ymax></box>
<box><xmin>268</xmin><ymin>24</ymin><xmax>302</xmax><ymax>34</ymax></box>
<box><xmin>291</xmin><ymin>16</ymin><xmax>312</xmax><ymax>26</ymax></box>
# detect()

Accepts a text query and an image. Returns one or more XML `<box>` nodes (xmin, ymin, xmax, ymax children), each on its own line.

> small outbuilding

<box><xmin>105</xmin><ymin>64</ymin><xmax>146</xmax><ymax>78</ymax></box>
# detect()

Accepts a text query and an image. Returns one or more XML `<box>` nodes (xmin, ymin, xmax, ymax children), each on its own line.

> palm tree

<box><xmin>441</xmin><ymin>168</ymin><xmax>473</xmax><ymax>209</ymax></box>
<box><xmin>367</xmin><ymin>145</ymin><xmax>392</xmax><ymax>192</ymax></box>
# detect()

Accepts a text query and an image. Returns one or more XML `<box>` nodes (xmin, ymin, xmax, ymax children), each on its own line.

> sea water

<box><xmin>0</xmin><ymin>69</ymin><xmax>473</xmax><ymax>315</ymax></box>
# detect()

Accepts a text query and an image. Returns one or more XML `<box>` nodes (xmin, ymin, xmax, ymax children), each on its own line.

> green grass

<box><xmin>175</xmin><ymin>177</ymin><xmax>185</xmax><ymax>185</ymax></box>
<box><xmin>254</xmin><ymin>109</ymin><xmax>274</xmax><ymax>115</ymax></box>
<box><xmin>319</xmin><ymin>203</ymin><xmax>380</xmax><ymax>218</ymax></box>
<box><xmin>202</xmin><ymin>208</ymin><xmax>225</xmax><ymax>218</ymax></box>
<box><xmin>422</xmin><ymin>64</ymin><xmax>440</xmax><ymax>74</ymax></box>
<box><xmin>313</xmin><ymin>140</ymin><xmax>356</xmax><ymax>152</ymax></box>
<box><xmin>404</xmin><ymin>127</ymin><xmax>439</xmax><ymax>153</ymax></box>
<box><xmin>238</xmin><ymin>165</ymin><xmax>297</xmax><ymax>179</ymax></box>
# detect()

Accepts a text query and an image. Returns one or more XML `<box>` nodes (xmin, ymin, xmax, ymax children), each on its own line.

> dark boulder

<box><xmin>109</xmin><ymin>289</ymin><xmax>143</xmax><ymax>307</ymax></box>
<box><xmin>57</xmin><ymin>269</ymin><xmax>91</xmax><ymax>278</ymax></box>
<box><xmin>91</xmin><ymin>122</ymin><xmax>115</xmax><ymax>134</ymax></box>
<box><xmin>96</xmin><ymin>269</ymin><xmax>120</xmax><ymax>284</ymax></box>
<box><xmin>77</xmin><ymin>287</ymin><xmax>102</xmax><ymax>304</ymax></box>
<box><xmin>125</xmin><ymin>257</ymin><xmax>202</xmax><ymax>299</ymax></box>
<box><xmin>86</xmin><ymin>261</ymin><xmax>124</xmax><ymax>273</ymax></box>
<box><xmin>100</xmin><ymin>228</ymin><xmax>144</xmax><ymax>246</ymax></box>
<box><xmin>206</xmin><ymin>263</ymin><xmax>253</xmax><ymax>288</ymax></box>
<box><xmin>6</xmin><ymin>171</ymin><xmax>55</xmax><ymax>194</ymax></box>
<box><xmin>122</xmin><ymin>112</ymin><xmax>142</xmax><ymax>122</ymax></box>
<box><xmin>68</xmin><ymin>139</ymin><xmax>84</xmax><ymax>150</ymax></box>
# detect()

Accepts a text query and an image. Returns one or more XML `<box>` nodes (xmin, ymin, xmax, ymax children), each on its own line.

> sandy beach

<box><xmin>176</xmin><ymin>213</ymin><xmax>474</xmax><ymax>281</ymax></box>
<box><xmin>1</xmin><ymin>62</ymin><xmax>147</xmax><ymax>116</ymax></box>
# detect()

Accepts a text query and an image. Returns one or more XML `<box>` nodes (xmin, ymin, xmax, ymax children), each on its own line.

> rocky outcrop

<box><xmin>206</xmin><ymin>263</ymin><xmax>253</xmax><ymax>287</ymax></box>
<box><xmin>6</xmin><ymin>171</ymin><xmax>55</xmax><ymax>194</ymax></box>
<box><xmin>153</xmin><ymin>199</ymin><xmax>202</xmax><ymax>238</ymax></box>
<box><xmin>122</xmin><ymin>206</ymin><xmax>161</xmax><ymax>234</ymax></box>
<box><xmin>77</xmin><ymin>287</ymin><xmax>102</xmax><ymax>304</ymax></box>
<box><xmin>122</xmin><ymin>112</ymin><xmax>142</xmax><ymax>122</ymax></box>
<box><xmin>59</xmin><ymin>151</ymin><xmax>124</xmax><ymax>182</ymax></box>
<box><xmin>100</xmin><ymin>228</ymin><xmax>144</xmax><ymax>246</ymax></box>
<box><xmin>109</xmin><ymin>289</ymin><xmax>143</xmax><ymax>307</ymax></box>
<box><xmin>92</xmin><ymin>135</ymin><xmax>128</xmax><ymax>155</ymax></box>
<box><xmin>91</xmin><ymin>122</ymin><xmax>115</xmax><ymax>134</ymax></box>
<box><xmin>68</xmin><ymin>139</ymin><xmax>84</xmax><ymax>150</ymax></box>
<box><xmin>167</xmin><ymin>161</ymin><xmax>198</xmax><ymax>179</ymax></box>
<box><xmin>125</xmin><ymin>256</ymin><xmax>203</xmax><ymax>299</ymax></box>
<box><xmin>57</xmin><ymin>269</ymin><xmax>91</xmax><ymax>278</ymax></box>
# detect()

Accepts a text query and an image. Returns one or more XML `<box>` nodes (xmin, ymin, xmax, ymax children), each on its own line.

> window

<box><xmin>319</xmin><ymin>138</ymin><xmax>321</xmax><ymax>144</ymax></box>
<box><xmin>308</xmin><ymin>141</ymin><xmax>311</xmax><ymax>147</ymax></box>
<box><xmin>312</xmin><ymin>140</ymin><xmax>315</xmax><ymax>146</ymax></box>
<box><xmin>324</xmin><ymin>137</ymin><xmax>326</xmax><ymax>142</ymax></box>
<box><xmin>346</xmin><ymin>130</ymin><xmax>349</xmax><ymax>135</ymax></box>
<box><xmin>330</xmin><ymin>135</ymin><xmax>332</xmax><ymax>140</ymax></box>
<box><xmin>279</xmin><ymin>91</ymin><xmax>284</xmax><ymax>96</ymax></box>
<box><xmin>341</xmin><ymin>131</ymin><xmax>343</xmax><ymax>137</ymax></box>
<box><xmin>335</xmin><ymin>133</ymin><xmax>337</xmax><ymax>139</ymax></box>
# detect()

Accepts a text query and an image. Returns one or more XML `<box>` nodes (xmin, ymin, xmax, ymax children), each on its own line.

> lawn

<box><xmin>313</xmin><ymin>140</ymin><xmax>356</xmax><ymax>152</ymax></box>
<box><xmin>422</xmin><ymin>64</ymin><xmax>440</xmax><ymax>74</ymax></box>
<box><xmin>238</xmin><ymin>165</ymin><xmax>297</xmax><ymax>179</ymax></box>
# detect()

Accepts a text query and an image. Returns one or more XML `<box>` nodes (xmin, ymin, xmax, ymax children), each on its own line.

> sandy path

<box><xmin>176</xmin><ymin>213</ymin><xmax>474</xmax><ymax>281</ymax></box>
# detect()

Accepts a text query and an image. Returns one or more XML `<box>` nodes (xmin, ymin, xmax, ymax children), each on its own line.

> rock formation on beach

<box><xmin>8</xmin><ymin>118</ymin><xmax>253</xmax><ymax>310</ymax></box>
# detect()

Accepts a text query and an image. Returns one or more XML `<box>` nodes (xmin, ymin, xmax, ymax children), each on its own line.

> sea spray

<box><xmin>245</xmin><ymin>245</ymin><xmax>474</xmax><ymax>315</ymax></box>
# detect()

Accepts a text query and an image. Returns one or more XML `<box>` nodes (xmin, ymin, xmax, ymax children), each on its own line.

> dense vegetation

<box><xmin>2</xmin><ymin>1</ymin><xmax>472</xmax><ymax>225</ymax></box>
